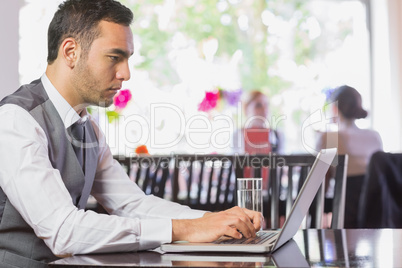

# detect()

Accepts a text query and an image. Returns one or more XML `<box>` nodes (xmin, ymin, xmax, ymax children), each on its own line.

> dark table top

<box><xmin>48</xmin><ymin>229</ymin><xmax>402</xmax><ymax>267</ymax></box>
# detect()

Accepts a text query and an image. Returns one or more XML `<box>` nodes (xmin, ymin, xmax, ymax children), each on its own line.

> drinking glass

<box><xmin>236</xmin><ymin>178</ymin><xmax>263</xmax><ymax>214</ymax></box>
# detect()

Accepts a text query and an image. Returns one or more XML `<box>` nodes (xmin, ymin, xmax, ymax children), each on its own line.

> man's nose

<box><xmin>116</xmin><ymin>62</ymin><xmax>131</xmax><ymax>81</ymax></box>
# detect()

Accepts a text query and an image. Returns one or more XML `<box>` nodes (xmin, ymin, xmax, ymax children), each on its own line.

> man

<box><xmin>0</xmin><ymin>0</ymin><xmax>262</xmax><ymax>267</ymax></box>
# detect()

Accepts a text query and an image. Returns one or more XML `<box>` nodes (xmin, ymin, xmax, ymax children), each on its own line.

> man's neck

<box><xmin>45</xmin><ymin>65</ymin><xmax>84</xmax><ymax>113</ymax></box>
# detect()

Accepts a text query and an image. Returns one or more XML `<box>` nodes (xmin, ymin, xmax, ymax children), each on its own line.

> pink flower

<box><xmin>198</xmin><ymin>90</ymin><xmax>219</xmax><ymax>112</ymax></box>
<box><xmin>114</xmin><ymin>89</ymin><xmax>132</xmax><ymax>110</ymax></box>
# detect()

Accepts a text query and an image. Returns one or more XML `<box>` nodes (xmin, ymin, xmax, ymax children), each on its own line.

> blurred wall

<box><xmin>371</xmin><ymin>0</ymin><xmax>402</xmax><ymax>152</ymax></box>
<box><xmin>0</xmin><ymin>0</ymin><xmax>24</xmax><ymax>100</ymax></box>
<box><xmin>387</xmin><ymin>0</ymin><xmax>402</xmax><ymax>151</ymax></box>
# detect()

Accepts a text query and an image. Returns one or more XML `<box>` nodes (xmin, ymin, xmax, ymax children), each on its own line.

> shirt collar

<box><xmin>41</xmin><ymin>74</ymin><xmax>88</xmax><ymax>128</ymax></box>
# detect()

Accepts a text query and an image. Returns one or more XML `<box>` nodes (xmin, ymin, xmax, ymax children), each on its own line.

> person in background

<box><xmin>233</xmin><ymin>90</ymin><xmax>283</xmax><ymax>154</ymax></box>
<box><xmin>316</xmin><ymin>85</ymin><xmax>383</xmax><ymax>228</ymax></box>
<box><xmin>232</xmin><ymin>90</ymin><xmax>284</xmax><ymax>227</ymax></box>
<box><xmin>0</xmin><ymin>0</ymin><xmax>262</xmax><ymax>267</ymax></box>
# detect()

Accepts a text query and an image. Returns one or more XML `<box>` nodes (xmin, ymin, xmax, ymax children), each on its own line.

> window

<box><xmin>18</xmin><ymin>0</ymin><xmax>373</xmax><ymax>155</ymax></box>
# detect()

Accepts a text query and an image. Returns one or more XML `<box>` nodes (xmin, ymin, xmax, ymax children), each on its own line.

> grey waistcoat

<box><xmin>0</xmin><ymin>79</ymin><xmax>99</xmax><ymax>267</ymax></box>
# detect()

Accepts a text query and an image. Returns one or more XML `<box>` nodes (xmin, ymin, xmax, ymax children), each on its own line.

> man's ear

<box><xmin>60</xmin><ymin>38</ymin><xmax>80</xmax><ymax>68</ymax></box>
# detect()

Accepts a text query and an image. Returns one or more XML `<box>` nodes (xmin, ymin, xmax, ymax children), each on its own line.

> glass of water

<box><xmin>236</xmin><ymin>178</ymin><xmax>263</xmax><ymax>214</ymax></box>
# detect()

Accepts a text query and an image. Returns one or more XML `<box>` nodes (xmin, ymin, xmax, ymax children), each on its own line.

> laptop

<box><xmin>161</xmin><ymin>148</ymin><xmax>337</xmax><ymax>253</ymax></box>
<box><xmin>162</xmin><ymin>238</ymin><xmax>309</xmax><ymax>267</ymax></box>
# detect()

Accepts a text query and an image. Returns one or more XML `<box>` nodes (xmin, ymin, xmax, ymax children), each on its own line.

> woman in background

<box><xmin>316</xmin><ymin>85</ymin><xmax>383</xmax><ymax>228</ymax></box>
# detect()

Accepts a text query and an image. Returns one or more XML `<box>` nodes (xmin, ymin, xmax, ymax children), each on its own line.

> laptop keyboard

<box><xmin>214</xmin><ymin>231</ymin><xmax>277</xmax><ymax>245</ymax></box>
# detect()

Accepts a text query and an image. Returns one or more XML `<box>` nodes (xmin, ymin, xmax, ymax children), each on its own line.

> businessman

<box><xmin>0</xmin><ymin>0</ymin><xmax>262</xmax><ymax>267</ymax></box>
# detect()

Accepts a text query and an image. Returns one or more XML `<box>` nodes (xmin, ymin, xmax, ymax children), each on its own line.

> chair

<box><xmin>357</xmin><ymin>151</ymin><xmax>402</xmax><ymax>228</ymax></box>
<box><xmin>325</xmin><ymin>154</ymin><xmax>348</xmax><ymax>229</ymax></box>
<box><xmin>113</xmin><ymin>155</ymin><xmax>172</xmax><ymax>198</ymax></box>
<box><xmin>171</xmin><ymin>154</ymin><xmax>236</xmax><ymax>211</ymax></box>
<box><xmin>233</xmin><ymin>154</ymin><xmax>348</xmax><ymax>229</ymax></box>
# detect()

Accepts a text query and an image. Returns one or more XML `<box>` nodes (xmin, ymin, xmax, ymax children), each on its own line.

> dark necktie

<box><xmin>69</xmin><ymin>121</ymin><xmax>86</xmax><ymax>172</ymax></box>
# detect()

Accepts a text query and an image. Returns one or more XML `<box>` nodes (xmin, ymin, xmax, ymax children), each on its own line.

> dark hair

<box><xmin>47</xmin><ymin>0</ymin><xmax>133</xmax><ymax>64</ymax></box>
<box><xmin>331</xmin><ymin>85</ymin><xmax>368</xmax><ymax>119</ymax></box>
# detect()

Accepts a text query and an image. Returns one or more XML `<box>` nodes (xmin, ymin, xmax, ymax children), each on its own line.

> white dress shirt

<box><xmin>0</xmin><ymin>74</ymin><xmax>205</xmax><ymax>257</ymax></box>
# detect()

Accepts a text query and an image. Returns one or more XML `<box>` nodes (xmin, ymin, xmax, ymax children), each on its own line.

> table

<box><xmin>48</xmin><ymin>229</ymin><xmax>402</xmax><ymax>267</ymax></box>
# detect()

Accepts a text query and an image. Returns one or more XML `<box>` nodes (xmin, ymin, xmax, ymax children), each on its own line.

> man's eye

<box><xmin>109</xmin><ymin>56</ymin><xmax>119</xmax><ymax>61</ymax></box>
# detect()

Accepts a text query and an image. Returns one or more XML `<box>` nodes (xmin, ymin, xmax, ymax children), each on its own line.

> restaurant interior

<box><xmin>1</xmin><ymin>0</ymin><xmax>402</xmax><ymax>267</ymax></box>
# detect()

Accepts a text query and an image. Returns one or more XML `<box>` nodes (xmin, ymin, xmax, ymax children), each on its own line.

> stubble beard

<box><xmin>72</xmin><ymin>60</ymin><xmax>115</xmax><ymax>108</ymax></box>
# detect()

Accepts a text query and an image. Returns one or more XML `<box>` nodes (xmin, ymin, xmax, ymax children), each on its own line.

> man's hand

<box><xmin>172</xmin><ymin>206</ymin><xmax>263</xmax><ymax>242</ymax></box>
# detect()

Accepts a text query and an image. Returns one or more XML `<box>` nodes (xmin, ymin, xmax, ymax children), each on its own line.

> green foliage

<box><xmin>106</xmin><ymin>111</ymin><xmax>120</xmax><ymax>123</ymax></box>
<box><xmin>121</xmin><ymin>0</ymin><xmax>358</xmax><ymax>123</ymax></box>
<box><xmin>122</xmin><ymin>0</ymin><xmax>321</xmax><ymax>94</ymax></box>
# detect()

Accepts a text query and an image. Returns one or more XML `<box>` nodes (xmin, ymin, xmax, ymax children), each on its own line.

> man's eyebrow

<box><xmin>106</xmin><ymin>48</ymin><xmax>133</xmax><ymax>58</ymax></box>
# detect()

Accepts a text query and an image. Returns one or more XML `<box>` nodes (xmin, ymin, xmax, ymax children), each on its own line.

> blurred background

<box><xmin>1</xmin><ymin>0</ymin><xmax>400</xmax><ymax>156</ymax></box>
